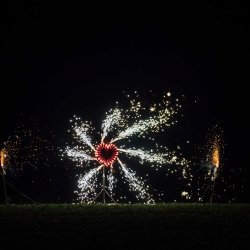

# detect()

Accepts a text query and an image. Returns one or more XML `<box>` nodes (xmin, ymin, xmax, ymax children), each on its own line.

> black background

<box><xmin>0</xmin><ymin>2</ymin><xmax>249</xmax><ymax>202</ymax></box>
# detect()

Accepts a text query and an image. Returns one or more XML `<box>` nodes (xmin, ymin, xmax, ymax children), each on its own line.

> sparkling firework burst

<box><xmin>66</xmin><ymin>92</ymin><xmax>188</xmax><ymax>203</ymax></box>
<box><xmin>198</xmin><ymin>126</ymin><xmax>224</xmax><ymax>202</ymax></box>
<box><xmin>0</xmin><ymin>148</ymin><xmax>7</xmax><ymax>176</ymax></box>
<box><xmin>1</xmin><ymin>117</ymin><xmax>55</xmax><ymax>179</ymax></box>
<box><xmin>205</xmin><ymin>127</ymin><xmax>224</xmax><ymax>181</ymax></box>
<box><xmin>1</xmin><ymin>148</ymin><xmax>7</xmax><ymax>168</ymax></box>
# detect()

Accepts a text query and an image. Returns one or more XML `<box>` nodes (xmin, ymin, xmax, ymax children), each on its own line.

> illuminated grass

<box><xmin>0</xmin><ymin>204</ymin><xmax>249</xmax><ymax>249</ymax></box>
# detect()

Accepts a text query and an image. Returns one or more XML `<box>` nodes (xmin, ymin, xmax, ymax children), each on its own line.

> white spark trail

<box><xmin>119</xmin><ymin>148</ymin><xmax>166</xmax><ymax>165</ymax></box>
<box><xmin>112</xmin><ymin>118</ymin><xmax>158</xmax><ymax>142</ymax></box>
<box><xmin>101</xmin><ymin>109</ymin><xmax>123</xmax><ymax>142</ymax></box>
<box><xmin>117</xmin><ymin>158</ymin><xmax>154</xmax><ymax>203</ymax></box>
<box><xmin>77</xmin><ymin>165</ymin><xmax>103</xmax><ymax>202</ymax></box>
<box><xmin>107</xmin><ymin>169</ymin><xmax>116</xmax><ymax>197</ymax></box>
<box><xmin>75</xmin><ymin>126</ymin><xmax>95</xmax><ymax>151</ymax></box>
<box><xmin>112</xmin><ymin>108</ymin><xmax>173</xmax><ymax>143</ymax></box>
<box><xmin>66</xmin><ymin>148</ymin><xmax>95</xmax><ymax>162</ymax></box>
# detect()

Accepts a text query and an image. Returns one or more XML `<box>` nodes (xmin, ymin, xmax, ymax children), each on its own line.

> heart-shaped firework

<box><xmin>95</xmin><ymin>143</ymin><xmax>119</xmax><ymax>166</ymax></box>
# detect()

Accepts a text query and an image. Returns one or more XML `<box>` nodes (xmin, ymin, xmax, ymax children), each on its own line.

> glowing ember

<box><xmin>95</xmin><ymin>143</ymin><xmax>118</xmax><ymax>167</ymax></box>
<box><xmin>197</xmin><ymin>126</ymin><xmax>224</xmax><ymax>203</ymax></box>
<box><xmin>212</xmin><ymin>145</ymin><xmax>220</xmax><ymax>169</ymax></box>
<box><xmin>0</xmin><ymin>149</ymin><xmax>7</xmax><ymax>167</ymax></box>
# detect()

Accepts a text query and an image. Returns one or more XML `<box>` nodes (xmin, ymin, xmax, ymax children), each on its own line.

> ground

<box><xmin>0</xmin><ymin>204</ymin><xmax>249</xmax><ymax>249</ymax></box>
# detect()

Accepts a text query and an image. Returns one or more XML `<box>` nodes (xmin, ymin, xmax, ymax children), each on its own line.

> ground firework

<box><xmin>66</xmin><ymin>92</ymin><xmax>188</xmax><ymax>203</ymax></box>
<box><xmin>205</xmin><ymin>127</ymin><xmax>224</xmax><ymax>181</ymax></box>
<box><xmin>198</xmin><ymin>126</ymin><xmax>225</xmax><ymax>202</ymax></box>
<box><xmin>1</xmin><ymin>117</ymin><xmax>55</xmax><ymax>178</ymax></box>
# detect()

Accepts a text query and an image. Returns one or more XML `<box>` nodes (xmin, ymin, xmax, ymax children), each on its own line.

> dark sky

<box><xmin>0</xmin><ymin>2</ymin><xmax>249</xmax><ymax>202</ymax></box>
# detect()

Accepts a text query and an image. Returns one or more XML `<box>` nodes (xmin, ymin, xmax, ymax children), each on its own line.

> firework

<box><xmin>199</xmin><ymin>126</ymin><xmax>224</xmax><ymax>202</ymax></box>
<box><xmin>1</xmin><ymin>117</ymin><xmax>55</xmax><ymax>179</ymax></box>
<box><xmin>95</xmin><ymin>143</ymin><xmax>118</xmax><ymax>166</ymax></box>
<box><xmin>211</xmin><ymin>139</ymin><xmax>220</xmax><ymax>180</ymax></box>
<box><xmin>206</xmin><ymin>129</ymin><xmax>223</xmax><ymax>181</ymax></box>
<box><xmin>0</xmin><ymin>117</ymin><xmax>57</xmax><ymax>204</ymax></box>
<box><xmin>0</xmin><ymin>148</ymin><xmax>7</xmax><ymax>179</ymax></box>
<box><xmin>0</xmin><ymin>149</ymin><xmax>7</xmax><ymax>168</ymax></box>
<box><xmin>66</xmin><ymin>91</ymin><xmax>188</xmax><ymax>203</ymax></box>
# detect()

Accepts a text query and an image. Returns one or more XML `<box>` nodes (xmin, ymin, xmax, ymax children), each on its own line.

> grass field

<box><xmin>0</xmin><ymin>203</ymin><xmax>249</xmax><ymax>249</ymax></box>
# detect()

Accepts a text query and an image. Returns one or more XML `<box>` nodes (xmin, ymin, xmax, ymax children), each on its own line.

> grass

<box><xmin>0</xmin><ymin>203</ymin><xmax>249</xmax><ymax>249</ymax></box>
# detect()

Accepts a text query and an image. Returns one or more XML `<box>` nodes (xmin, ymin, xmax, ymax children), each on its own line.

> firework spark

<box><xmin>206</xmin><ymin>130</ymin><xmax>223</xmax><ymax>181</ymax></box>
<box><xmin>66</xmin><ymin>92</ymin><xmax>187</xmax><ymax>203</ymax></box>
<box><xmin>1</xmin><ymin>117</ymin><xmax>55</xmax><ymax>180</ymax></box>
<box><xmin>0</xmin><ymin>148</ymin><xmax>7</xmax><ymax>176</ymax></box>
<box><xmin>211</xmin><ymin>140</ymin><xmax>220</xmax><ymax>180</ymax></box>
<box><xmin>75</xmin><ymin>165</ymin><xmax>103</xmax><ymax>202</ymax></box>
<box><xmin>197</xmin><ymin>126</ymin><xmax>224</xmax><ymax>202</ymax></box>
<box><xmin>0</xmin><ymin>148</ymin><xmax>7</xmax><ymax>168</ymax></box>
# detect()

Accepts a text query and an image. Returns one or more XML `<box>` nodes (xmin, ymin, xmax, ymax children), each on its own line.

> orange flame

<box><xmin>1</xmin><ymin>149</ymin><xmax>7</xmax><ymax>167</ymax></box>
<box><xmin>211</xmin><ymin>144</ymin><xmax>220</xmax><ymax>168</ymax></box>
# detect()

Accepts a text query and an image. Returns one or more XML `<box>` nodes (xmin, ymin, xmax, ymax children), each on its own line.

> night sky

<box><xmin>0</xmin><ymin>2</ymin><xmax>249</xmax><ymax>203</ymax></box>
